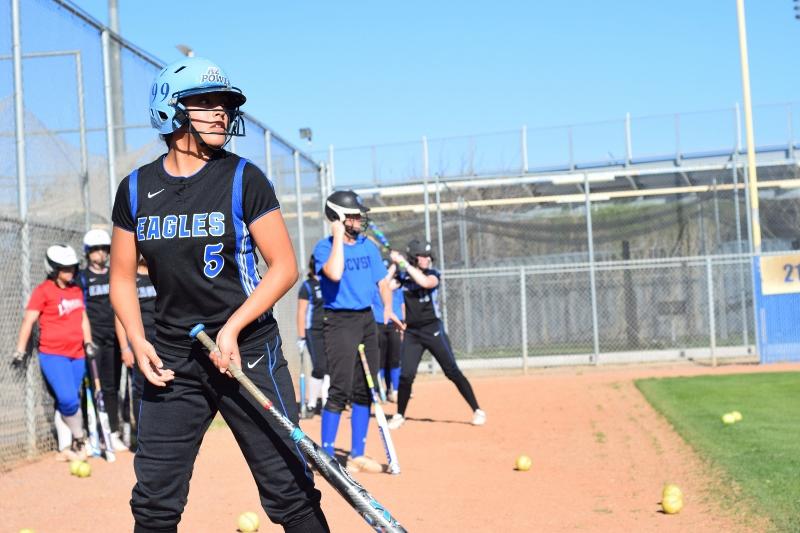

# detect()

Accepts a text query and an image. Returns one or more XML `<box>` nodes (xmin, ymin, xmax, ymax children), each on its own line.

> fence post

<box><xmin>584</xmin><ymin>173</ymin><xmax>600</xmax><ymax>365</ymax></box>
<box><xmin>520</xmin><ymin>267</ymin><xmax>528</xmax><ymax>373</ymax></box>
<box><xmin>293</xmin><ymin>151</ymin><xmax>306</xmax><ymax>267</ymax></box>
<box><xmin>521</xmin><ymin>125</ymin><xmax>528</xmax><ymax>174</ymax></box>
<box><xmin>731</xmin><ymin>152</ymin><xmax>749</xmax><ymax>349</ymax></box>
<box><xmin>101</xmin><ymin>29</ymin><xmax>117</xmax><ymax>219</ymax></box>
<box><xmin>422</xmin><ymin>136</ymin><xmax>431</xmax><ymax>242</ymax></box>
<box><xmin>625</xmin><ymin>112</ymin><xmax>632</xmax><ymax>166</ymax></box>
<box><xmin>12</xmin><ymin>0</ymin><xmax>36</xmax><ymax>458</ymax></box>
<box><xmin>706</xmin><ymin>255</ymin><xmax>717</xmax><ymax>367</ymax></box>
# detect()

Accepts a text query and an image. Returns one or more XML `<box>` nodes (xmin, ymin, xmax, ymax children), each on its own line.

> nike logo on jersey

<box><xmin>147</xmin><ymin>189</ymin><xmax>165</xmax><ymax>199</ymax></box>
<box><xmin>433</xmin><ymin>331</ymin><xmax>440</xmax><ymax>336</ymax></box>
<box><xmin>89</xmin><ymin>277</ymin><xmax>97</xmax><ymax>282</ymax></box>
<box><xmin>247</xmin><ymin>354</ymin><xmax>266</xmax><ymax>369</ymax></box>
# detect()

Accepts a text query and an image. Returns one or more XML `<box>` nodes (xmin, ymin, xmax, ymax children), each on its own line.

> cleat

<box><xmin>471</xmin><ymin>409</ymin><xmax>487</xmax><ymax>426</ymax></box>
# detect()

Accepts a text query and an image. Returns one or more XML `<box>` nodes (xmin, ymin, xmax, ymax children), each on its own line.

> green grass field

<box><xmin>636</xmin><ymin>372</ymin><xmax>800</xmax><ymax>532</ymax></box>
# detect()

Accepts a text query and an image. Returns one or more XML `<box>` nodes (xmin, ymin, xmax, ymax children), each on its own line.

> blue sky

<box><xmin>69</xmin><ymin>1</ymin><xmax>800</xmax><ymax>161</ymax></box>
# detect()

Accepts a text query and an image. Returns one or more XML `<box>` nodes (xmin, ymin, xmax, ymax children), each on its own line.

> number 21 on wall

<box><xmin>782</xmin><ymin>264</ymin><xmax>800</xmax><ymax>283</ymax></box>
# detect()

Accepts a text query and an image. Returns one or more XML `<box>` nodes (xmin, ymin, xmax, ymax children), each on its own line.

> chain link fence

<box><xmin>0</xmin><ymin>0</ymin><xmax>323</xmax><ymax>468</ymax></box>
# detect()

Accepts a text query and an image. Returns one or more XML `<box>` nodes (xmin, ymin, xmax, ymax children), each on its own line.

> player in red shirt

<box><xmin>12</xmin><ymin>245</ymin><xmax>96</xmax><ymax>461</ymax></box>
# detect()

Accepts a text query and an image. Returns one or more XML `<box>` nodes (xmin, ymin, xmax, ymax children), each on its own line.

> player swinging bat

<box><xmin>358</xmin><ymin>344</ymin><xmax>401</xmax><ymax>474</ymax></box>
<box><xmin>190</xmin><ymin>324</ymin><xmax>407</xmax><ymax>533</ymax></box>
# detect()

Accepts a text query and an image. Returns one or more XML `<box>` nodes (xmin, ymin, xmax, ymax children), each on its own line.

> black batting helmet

<box><xmin>324</xmin><ymin>190</ymin><xmax>370</xmax><ymax>222</ymax></box>
<box><xmin>406</xmin><ymin>239</ymin><xmax>434</xmax><ymax>259</ymax></box>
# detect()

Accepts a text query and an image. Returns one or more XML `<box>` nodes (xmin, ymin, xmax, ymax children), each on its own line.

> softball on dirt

<box><xmin>75</xmin><ymin>461</ymin><xmax>92</xmax><ymax>478</ymax></box>
<box><xmin>661</xmin><ymin>493</ymin><xmax>684</xmax><ymax>514</ymax></box>
<box><xmin>721</xmin><ymin>413</ymin><xmax>736</xmax><ymax>425</ymax></box>
<box><xmin>514</xmin><ymin>454</ymin><xmax>532</xmax><ymax>471</ymax></box>
<box><xmin>237</xmin><ymin>511</ymin><xmax>260</xmax><ymax>532</ymax></box>
<box><xmin>69</xmin><ymin>459</ymin><xmax>84</xmax><ymax>475</ymax></box>
<box><xmin>731</xmin><ymin>411</ymin><xmax>742</xmax><ymax>422</ymax></box>
<box><xmin>662</xmin><ymin>484</ymin><xmax>683</xmax><ymax>500</ymax></box>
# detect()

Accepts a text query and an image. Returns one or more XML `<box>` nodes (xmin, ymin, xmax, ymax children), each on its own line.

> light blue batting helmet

<box><xmin>149</xmin><ymin>57</ymin><xmax>246</xmax><ymax>135</ymax></box>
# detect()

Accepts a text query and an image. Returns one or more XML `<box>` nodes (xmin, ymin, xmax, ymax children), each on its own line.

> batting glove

<box><xmin>296</xmin><ymin>337</ymin><xmax>307</xmax><ymax>353</ymax></box>
<box><xmin>11</xmin><ymin>349</ymin><xmax>25</xmax><ymax>367</ymax></box>
<box><xmin>84</xmin><ymin>341</ymin><xmax>98</xmax><ymax>358</ymax></box>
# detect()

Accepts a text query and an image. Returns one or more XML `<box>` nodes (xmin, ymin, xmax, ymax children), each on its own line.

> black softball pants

<box><xmin>397</xmin><ymin>320</ymin><xmax>480</xmax><ymax>417</ymax></box>
<box><xmin>321</xmin><ymin>309</ymin><xmax>379</xmax><ymax>414</ymax></box>
<box><xmin>131</xmin><ymin>333</ymin><xmax>328</xmax><ymax>533</ymax></box>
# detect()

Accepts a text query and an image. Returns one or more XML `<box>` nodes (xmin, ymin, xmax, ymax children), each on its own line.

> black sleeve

<box><xmin>242</xmin><ymin>162</ymin><xmax>280</xmax><ymax>225</ymax></box>
<box><xmin>298</xmin><ymin>281</ymin><xmax>310</xmax><ymax>300</ymax></box>
<box><xmin>111</xmin><ymin>176</ymin><xmax>134</xmax><ymax>232</ymax></box>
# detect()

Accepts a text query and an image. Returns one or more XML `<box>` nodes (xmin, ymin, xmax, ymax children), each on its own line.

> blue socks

<box><xmin>320</xmin><ymin>409</ymin><xmax>341</xmax><ymax>456</ymax></box>
<box><xmin>390</xmin><ymin>367</ymin><xmax>401</xmax><ymax>391</ymax></box>
<box><xmin>350</xmin><ymin>403</ymin><xmax>370</xmax><ymax>458</ymax></box>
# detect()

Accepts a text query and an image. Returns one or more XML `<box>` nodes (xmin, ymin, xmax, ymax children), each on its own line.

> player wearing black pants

<box><xmin>110</xmin><ymin>57</ymin><xmax>327</xmax><ymax>533</ymax></box>
<box><xmin>79</xmin><ymin>228</ymin><xmax>128</xmax><ymax>453</ymax></box>
<box><xmin>372</xmin><ymin>263</ymin><xmax>404</xmax><ymax>402</ymax></box>
<box><xmin>312</xmin><ymin>190</ymin><xmax>399</xmax><ymax>474</ymax></box>
<box><xmin>388</xmin><ymin>239</ymin><xmax>486</xmax><ymax>429</ymax></box>
<box><xmin>296</xmin><ymin>256</ymin><xmax>328</xmax><ymax>416</ymax></box>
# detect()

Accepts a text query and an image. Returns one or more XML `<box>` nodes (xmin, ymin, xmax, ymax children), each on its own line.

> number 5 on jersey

<box><xmin>203</xmin><ymin>243</ymin><xmax>224</xmax><ymax>278</ymax></box>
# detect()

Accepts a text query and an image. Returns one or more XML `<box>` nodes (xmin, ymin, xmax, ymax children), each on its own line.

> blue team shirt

<box><xmin>313</xmin><ymin>235</ymin><xmax>387</xmax><ymax>310</ymax></box>
<box><xmin>372</xmin><ymin>286</ymin><xmax>404</xmax><ymax>323</ymax></box>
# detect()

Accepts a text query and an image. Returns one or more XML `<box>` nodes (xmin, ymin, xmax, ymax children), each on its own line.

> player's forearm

<box><xmin>15</xmin><ymin>312</ymin><xmax>37</xmax><ymax>352</ymax></box>
<box><xmin>405</xmin><ymin>263</ymin><xmax>437</xmax><ymax>288</ymax></box>
<box><xmin>296</xmin><ymin>300</ymin><xmax>308</xmax><ymax>334</ymax></box>
<box><xmin>110</xmin><ymin>277</ymin><xmax>146</xmax><ymax>343</ymax></box>
<box><xmin>115</xmin><ymin>316</ymin><xmax>129</xmax><ymax>349</ymax></box>
<box><xmin>81</xmin><ymin>312</ymin><xmax>93</xmax><ymax>344</ymax></box>
<box><xmin>379</xmin><ymin>279</ymin><xmax>392</xmax><ymax>309</ymax></box>
<box><xmin>322</xmin><ymin>235</ymin><xmax>345</xmax><ymax>281</ymax></box>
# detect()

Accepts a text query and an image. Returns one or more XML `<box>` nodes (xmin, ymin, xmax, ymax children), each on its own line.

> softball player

<box><xmin>388</xmin><ymin>239</ymin><xmax>486</xmax><ymax>429</ymax></box>
<box><xmin>78</xmin><ymin>228</ymin><xmax>128</xmax><ymax>452</ymax></box>
<box><xmin>12</xmin><ymin>245</ymin><xmax>92</xmax><ymax>461</ymax></box>
<box><xmin>372</xmin><ymin>262</ymin><xmax>404</xmax><ymax>402</ymax></box>
<box><xmin>313</xmin><ymin>190</ymin><xmax>398</xmax><ymax>474</ymax></box>
<box><xmin>109</xmin><ymin>57</ymin><xmax>328</xmax><ymax>532</ymax></box>
<box><xmin>296</xmin><ymin>255</ymin><xmax>328</xmax><ymax>417</ymax></box>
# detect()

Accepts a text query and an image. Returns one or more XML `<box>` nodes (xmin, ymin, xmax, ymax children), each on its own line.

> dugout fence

<box><xmin>0</xmin><ymin>0</ymin><xmax>325</xmax><ymax>467</ymax></box>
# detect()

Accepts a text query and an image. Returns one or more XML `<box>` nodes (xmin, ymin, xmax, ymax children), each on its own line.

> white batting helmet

<box><xmin>45</xmin><ymin>245</ymin><xmax>79</xmax><ymax>277</ymax></box>
<box><xmin>83</xmin><ymin>229</ymin><xmax>111</xmax><ymax>253</ymax></box>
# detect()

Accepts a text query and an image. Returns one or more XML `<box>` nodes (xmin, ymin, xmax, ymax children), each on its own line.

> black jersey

<box><xmin>78</xmin><ymin>268</ymin><xmax>115</xmax><ymax>337</ymax></box>
<box><xmin>398</xmin><ymin>268</ymin><xmax>442</xmax><ymax>328</ymax></box>
<box><xmin>112</xmin><ymin>152</ymin><xmax>280</xmax><ymax>353</ymax></box>
<box><xmin>298</xmin><ymin>277</ymin><xmax>324</xmax><ymax>332</ymax></box>
<box><xmin>137</xmin><ymin>271</ymin><xmax>157</xmax><ymax>333</ymax></box>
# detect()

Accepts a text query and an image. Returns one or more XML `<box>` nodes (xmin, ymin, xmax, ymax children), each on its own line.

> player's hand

<box><xmin>296</xmin><ymin>337</ymin><xmax>307</xmax><ymax>353</ymax></box>
<box><xmin>214</xmin><ymin>325</ymin><xmax>241</xmax><ymax>377</ymax></box>
<box><xmin>385</xmin><ymin>309</ymin><xmax>406</xmax><ymax>330</ymax></box>
<box><xmin>121</xmin><ymin>345</ymin><xmax>135</xmax><ymax>368</ymax></box>
<box><xmin>389</xmin><ymin>250</ymin><xmax>406</xmax><ymax>267</ymax></box>
<box><xmin>83</xmin><ymin>341</ymin><xmax>98</xmax><ymax>358</ymax></box>
<box><xmin>11</xmin><ymin>349</ymin><xmax>25</xmax><ymax>367</ymax></box>
<box><xmin>131</xmin><ymin>336</ymin><xmax>174</xmax><ymax>387</ymax></box>
<box><xmin>330</xmin><ymin>220</ymin><xmax>345</xmax><ymax>240</ymax></box>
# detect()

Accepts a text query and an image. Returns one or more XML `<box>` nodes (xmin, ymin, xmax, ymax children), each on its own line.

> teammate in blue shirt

<box><xmin>371</xmin><ymin>262</ymin><xmax>405</xmax><ymax>402</ymax></box>
<box><xmin>296</xmin><ymin>255</ymin><xmax>328</xmax><ymax>416</ymax></box>
<box><xmin>109</xmin><ymin>57</ymin><xmax>328</xmax><ymax>533</ymax></box>
<box><xmin>388</xmin><ymin>239</ymin><xmax>486</xmax><ymax>429</ymax></box>
<box><xmin>313</xmin><ymin>190</ymin><xmax>399</xmax><ymax>474</ymax></box>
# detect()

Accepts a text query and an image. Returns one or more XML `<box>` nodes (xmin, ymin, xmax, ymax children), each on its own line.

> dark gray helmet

<box><xmin>407</xmin><ymin>239</ymin><xmax>433</xmax><ymax>259</ymax></box>
<box><xmin>325</xmin><ymin>190</ymin><xmax>369</xmax><ymax>222</ymax></box>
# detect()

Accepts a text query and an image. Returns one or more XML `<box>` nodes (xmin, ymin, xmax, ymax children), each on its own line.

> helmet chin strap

<box><xmin>177</xmin><ymin>103</ymin><xmax>240</xmax><ymax>153</ymax></box>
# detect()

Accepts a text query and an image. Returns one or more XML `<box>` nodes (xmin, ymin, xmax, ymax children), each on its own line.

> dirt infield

<box><xmin>2</xmin><ymin>360</ymin><xmax>796</xmax><ymax>532</ymax></box>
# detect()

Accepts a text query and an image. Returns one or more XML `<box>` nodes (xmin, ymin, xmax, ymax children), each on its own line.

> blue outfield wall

<box><xmin>754</xmin><ymin>255</ymin><xmax>800</xmax><ymax>363</ymax></box>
